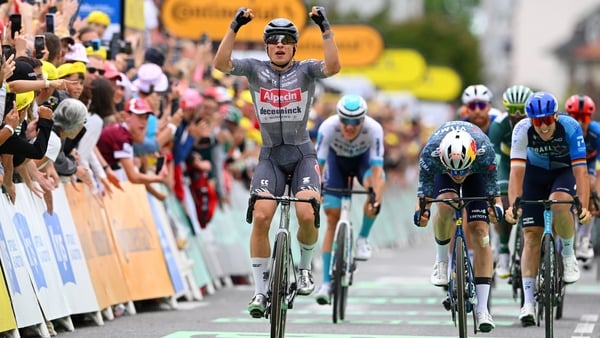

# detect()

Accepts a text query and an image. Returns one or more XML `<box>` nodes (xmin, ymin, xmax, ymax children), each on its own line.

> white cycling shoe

<box><xmin>430</xmin><ymin>261</ymin><xmax>448</xmax><ymax>287</ymax></box>
<box><xmin>563</xmin><ymin>255</ymin><xmax>580</xmax><ymax>284</ymax></box>
<box><xmin>355</xmin><ymin>237</ymin><xmax>372</xmax><ymax>261</ymax></box>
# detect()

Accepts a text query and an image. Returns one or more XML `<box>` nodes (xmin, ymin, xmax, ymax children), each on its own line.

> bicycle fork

<box><xmin>444</xmin><ymin>220</ymin><xmax>476</xmax><ymax>314</ymax></box>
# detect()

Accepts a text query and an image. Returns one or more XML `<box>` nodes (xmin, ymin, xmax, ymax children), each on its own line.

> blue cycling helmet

<box><xmin>525</xmin><ymin>91</ymin><xmax>558</xmax><ymax>118</ymax></box>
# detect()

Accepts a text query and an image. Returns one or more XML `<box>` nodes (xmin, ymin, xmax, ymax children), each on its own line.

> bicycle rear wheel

<box><xmin>270</xmin><ymin>232</ymin><xmax>289</xmax><ymax>338</ymax></box>
<box><xmin>332</xmin><ymin>222</ymin><xmax>348</xmax><ymax>324</ymax></box>
<box><xmin>455</xmin><ymin>236</ymin><xmax>468</xmax><ymax>338</ymax></box>
<box><xmin>555</xmin><ymin>253</ymin><xmax>565</xmax><ymax>320</ymax></box>
<box><xmin>540</xmin><ymin>234</ymin><xmax>554</xmax><ymax>338</ymax></box>
<box><xmin>511</xmin><ymin>223</ymin><xmax>525</xmax><ymax>307</ymax></box>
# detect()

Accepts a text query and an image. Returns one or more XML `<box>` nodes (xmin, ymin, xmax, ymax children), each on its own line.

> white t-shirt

<box><xmin>38</xmin><ymin>131</ymin><xmax>61</xmax><ymax>170</ymax></box>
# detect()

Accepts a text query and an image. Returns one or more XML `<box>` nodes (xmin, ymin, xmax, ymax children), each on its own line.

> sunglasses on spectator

<box><xmin>531</xmin><ymin>115</ymin><xmax>556</xmax><ymax>127</ymax></box>
<box><xmin>570</xmin><ymin>114</ymin><xmax>591</xmax><ymax>124</ymax></box>
<box><xmin>340</xmin><ymin>117</ymin><xmax>363</xmax><ymax>126</ymax></box>
<box><xmin>507</xmin><ymin>106</ymin><xmax>526</xmax><ymax>116</ymax></box>
<box><xmin>467</xmin><ymin>101</ymin><xmax>489</xmax><ymax>110</ymax></box>
<box><xmin>448</xmin><ymin>168</ymin><xmax>470</xmax><ymax>177</ymax></box>
<box><xmin>265</xmin><ymin>34</ymin><xmax>297</xmax><ymax>45</ymax></box>
<box><xmin>87</xmin><ymin>67</ymin><xmax>105</xmax><ymax>75</ymax></box>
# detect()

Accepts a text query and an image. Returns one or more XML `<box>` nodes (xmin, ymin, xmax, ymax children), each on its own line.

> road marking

<box><xmin>572</xmin><ymin>313</ymin><xmax>598</xmax><ymax>337</ymax></box>
<box><xmin>162</xmin><ymin>332</ymin><xmax>505</xmax><ymax>338</ymax></box>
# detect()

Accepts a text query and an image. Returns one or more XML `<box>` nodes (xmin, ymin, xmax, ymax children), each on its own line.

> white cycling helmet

<box><xmin>336</xmin><ymin>94</ymin><xmax>367</xmax><ymax>119</ymax></box>
<box><xmin>461</xmin><ymin>84</ymin><xmax>493</xmax><ymax>104</ymax></box>
<box><xmin>439</xmin><ymin>130</ymin><xmax>477</xmax><ymax>173</ymax></box>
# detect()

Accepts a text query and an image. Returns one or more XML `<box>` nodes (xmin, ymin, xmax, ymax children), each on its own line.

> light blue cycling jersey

<box><xmin>510</xmin><ymin>115</ymin><xmax>587</xmax><ymax>170</ymax></box>
<box><xmin>417</xmin><ymin>120</ymin><xmax>499</xmax><ymax>197</ymax></box>
<box><xmin>315</xmin><ymin>115</ymin><xmax>384</xmax><ymax>167</ymax></box>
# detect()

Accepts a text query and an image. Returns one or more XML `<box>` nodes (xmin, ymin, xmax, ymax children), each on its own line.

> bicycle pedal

<box><xmin>442</xmin><ymin>297</ymin><xmax>452</xmax><ymax>311</ymax></box>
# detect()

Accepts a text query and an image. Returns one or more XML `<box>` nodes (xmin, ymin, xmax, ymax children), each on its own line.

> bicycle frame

<box><xmin>324</xmin><ymin>180</ymin><xmax>375</xmax><ymax>324</ymax></box>
<box><xmin>420</xmin><ymin>194</ymin><xmax>496</xmax><ymax>338</ymax></box>
<box><xmin>513</xmin><ymin>196</ymin><xmax>581</xmax><ymax>338</ymax></box>
<box><xmin>246</xmin><ymin>183</ymin><xmax>321</xmax><ymax>338</ymax></box>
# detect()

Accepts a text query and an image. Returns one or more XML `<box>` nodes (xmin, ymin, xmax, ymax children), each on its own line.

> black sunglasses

<box><xmin>265</xmin><ymin>34</ymin><xmax>297</xmax><ymax>45</ymax></box>
<box><xmin>87</xmin><ymin>67</ymin><xmax>105</xmax><ymax>75</ymax></box>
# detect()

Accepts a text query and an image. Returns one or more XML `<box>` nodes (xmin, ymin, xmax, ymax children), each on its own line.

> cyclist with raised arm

<box><xmin>213</xmin><ymin>6</ymin><xmax>341</xmax><ymax>318</ymax></box>
<box><xmin>488</xmin><ymin>85</ymin><xmax>533</xmax><ymax>278</ymax></box>
<box><xmin>313</xmin><ymin>94</ymin><xmax>385</xmax><ymax>304</ymax></box>
<box><xmin>564</xmin><ymin>94</ymin><xmax>598</xmax><ymax>266</ymax></box>
<box><xmin>504</xmin><ymin>91</ymin><xmax>592</xmax><ymax>326</ymax></box>
<box><xmin>414</xmin><ymin>120</ymin><xmax>501</xmax><ymax>332</ymax></box>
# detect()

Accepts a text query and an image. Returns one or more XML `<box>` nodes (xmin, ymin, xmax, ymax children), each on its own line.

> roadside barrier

<box><xmin>0</xmin><ymin>179</ymin><xmax>424</xmax><ymax>336</ymax></box>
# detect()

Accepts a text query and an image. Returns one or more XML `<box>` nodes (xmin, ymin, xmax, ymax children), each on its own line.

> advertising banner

<box><xmin>65</xmin><ymin>184</ymin><xmax>131</xmax><ymax>310</ymax></box>
<box><xmin>0</xmin><ymin>195</ymin><xmax>46</xmax><ymax>327</ymax></box>
<box><xmin>13</xmin><ymin>185</ymin><xmax>70</xmax><ymax>321</ymax></box>
<box><xmin>41</xmin><ymin>185</ymin><xmax>100</xmax><ymax>314</ymax></box>
<box><xmin>0</xmin><ymin>260</ymin><xmax>17</xmax><ymax>332</ymax></box>
<box><xmin>103</xmin><ymin>182</ymin><xmax>174</xmax><ymax>300</ymax></box>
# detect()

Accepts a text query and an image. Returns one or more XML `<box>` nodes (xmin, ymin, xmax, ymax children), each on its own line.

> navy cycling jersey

<box><xmin>510</xmin><ymin>115</ymin><xmax>587</xmax><ymax>170</ymax></box>
<box><xmin>583</xmin><ymin>120</ymin><xmax>600</xmax><ymax>175</ymax></box>
<box><xmin>417</xmin><ymin>120</ymin><xmax>499</xmax><ymax>197</ymax></box>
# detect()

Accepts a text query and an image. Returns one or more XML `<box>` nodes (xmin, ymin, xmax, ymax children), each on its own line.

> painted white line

<box><xmin>581</xmin><ymin>314</ymin><xmax>599</xmax><ymax>322</ymax></box>
<box><xmin>574</xmin><ymin>323</ymin><xmax>595</xmax><ymax>334</ymax></box>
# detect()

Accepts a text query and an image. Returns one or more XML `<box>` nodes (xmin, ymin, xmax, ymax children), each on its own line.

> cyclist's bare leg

<box><xmin>551</xmin><ymin>191</ymin><xmax>576</xmax><ymax>256</ymax></box>
<box><xmin>250</xmin><ymin>198</ymin><xmax>277</xmax><ymax>296</ymax></box>
<box><xmin>468</xmin><ymin>220</ymin><xmax>494</xmax><ymax>314</ymax></box>
<box><xmin>521</xmin><ymin>226</ymin><xmax>543</xmax><ymax>305</ymax></box>
<box><xmin>295</xmin><ymin>189</ymin><xmax>321</xmax><ymax>268</ymax></box>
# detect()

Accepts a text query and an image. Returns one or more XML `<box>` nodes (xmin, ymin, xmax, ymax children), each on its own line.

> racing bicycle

<box><xmin>322</xmin><ymin>178</ymin><xmax>376</xmax><ymax>324</ymax></box>
<box><xmin>246</xmin><ymin>177</ymin><xmax>321</xmax><ymax>338</ymax></box>
<box><xmin>419</xmin><ymin>193</ymin><xmax>497</xmax><ymax>337</ymax></box>
<box><xmin>512</xmin><ymin>196</ymin><xmax>581</xmax><ymax>337</ymax></box>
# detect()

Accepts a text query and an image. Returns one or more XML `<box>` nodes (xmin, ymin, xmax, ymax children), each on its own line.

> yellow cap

<box><xmin>86</xmin><ymin>46</ymin><xmax>107</xmax><ymax>60</ymax></box>
<box><xmin>16</xmin><ymin>91</ymin><xmax>35</xmax><ymax>111</ymax></box>
<box><xmin>236</xmin><ymin>90</ymin><xmax>253</xmax><ymax>107</ymax></box>
<box><xmin>58</xmin><ymin>61</ymin><xmax>86</xmax><ymax>78</ymax></box>
<box><xmin>86</xmin><ymin>10</ymin><xmax>110</xmax><ymax>27</ymax></box>
<box><xmin>41</xmin><ymin>61</ymin><xmax>58</xmax><ymax>80</ymax></box>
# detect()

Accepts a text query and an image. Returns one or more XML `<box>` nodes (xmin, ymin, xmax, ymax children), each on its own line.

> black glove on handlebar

<box><xmin>310</xmin><ymin>6</ymin><xmax>331</xmax><ymax>32</ymax></box>
<box><xmin>230</xmin><ymin>8</ymin><xmax>252</xmax><ymax>33</ymax></box>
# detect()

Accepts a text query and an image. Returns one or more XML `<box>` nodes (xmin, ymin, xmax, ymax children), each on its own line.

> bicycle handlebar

<box><xmin>418</xmin><ymin>195</ymin><xmax>498</xmax><ymax>221</ymax></box>
<box><xmin>245</xmin><ymin>194</ymin><xmax>321</xmax><ymax>228</ymax></box>
<box><xmin>512</xmin><ymin>196</ymin><xmax>582</xmax><ymax>218</ymax></box>
<box><xmin>321</xmin><ymin>186</ymin><xmax>377</xmax><ymax>204</ymax></box>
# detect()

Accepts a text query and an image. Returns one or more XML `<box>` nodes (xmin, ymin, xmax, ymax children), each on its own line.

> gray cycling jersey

<box><xmin>229</xmin><ymin>58</ymin><xmax>327</xmax><ymax>147</ymax></box>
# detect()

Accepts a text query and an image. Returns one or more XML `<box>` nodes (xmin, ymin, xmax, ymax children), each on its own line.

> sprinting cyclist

<box><xmin>414</xmin><ymin>120</ymin><xmax>501</xmax><ymax>332</ymax></box>
<box><xmin>488</xmin><ymin>85</ymin><xmax>533</xmax><ymax>278</ymax></box>
<box><xmin>213</xmin><ymin>6</ymin><xmax>340</xmax><ymax>318</ymax></box>
<box><xmin>313</xmin><ymin>94</ymin><xmax>385</xmax><ymax>304</ymax></box>
<box><xmin>564</xmin><ymin>94</ymin><xmax>598</xmax><ymax>266</ymax></box>
<box><xmin>504</xmin><ymin>91</ymin><xmax>592</xmax><ymax>326</ymax></box>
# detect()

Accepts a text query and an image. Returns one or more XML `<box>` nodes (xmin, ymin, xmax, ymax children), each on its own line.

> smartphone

<box><xmin>2</xmin><ymin>45</ymin><xmax>14</xmax><ymax>61</ymax></box>
<box><xmin>9</xmin><ymin>14</ymin><xmax>21</xmax><ymax>40</ymax></box>
<box><xmin>155</xmin><ymin>156</ymin><xmax>165</xmax><ymax>174</ymax></box>
<box><xmin>90</xmin><ymin>39</ymin><xmax>101</xmax><ymax>51</ymax></box>
<box><xmin>4</xmin><ymin>92</ymin><xmax>16</xmax><ymax>118</ymax></box>
<box><xmin>34</xmin><ymin>35</ymin><xmax>45</xmax><ymax>59</ymax></box>
<box><xmin>199</xmin><ymin>32</ymin><xmax>209</xmax><ymax>44</ymax></box>
<box><xmin>45</xmin><ymin>13</ymin><xmax>55</xmax><ymax>33</ymax></box>
<box><xmin>48</xmin><ymin>5</ymin><xmax>57</xmax><ymax>13</ymax></box>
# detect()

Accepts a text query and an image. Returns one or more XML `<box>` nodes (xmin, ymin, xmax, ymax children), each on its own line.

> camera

<box><xmin>107</xmin><ymin>33</ymin><xmax>132</xmax><ymax>60</ymax></box>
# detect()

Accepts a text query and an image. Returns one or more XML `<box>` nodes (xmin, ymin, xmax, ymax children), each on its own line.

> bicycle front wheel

<box><xmin>540</xmin><ymin>234</ymin><xmax>555</xmax><ymax>338</ymax></box>
<box><xmin>270</xmin><ymin>232</ymin><xmax>289</xmax><ymax>338</ymax></box>
<box><xmin>555</xmin><ymin>250</ymin><xmax>565</xmax><ymax>320</ymax></box>
<box><xmin>455</xmin><ymin>236</ymin><xmax>468</xmax><ymax>338</ymax></box>
<box><xmin>332</xmin><ymin>222</ymin><xmax>348</xmax><ymax>324</ymax></box>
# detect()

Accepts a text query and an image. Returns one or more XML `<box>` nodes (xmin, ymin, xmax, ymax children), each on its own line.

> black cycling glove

<box><xmin>310</xmin><ymin>6</ymin><xmax>331</xmax><ymax>32</ymax></box>
<box><xmin>230</xmin><ymin>8</ymin><xmax>252</xmax><ymax>33</ymax></box>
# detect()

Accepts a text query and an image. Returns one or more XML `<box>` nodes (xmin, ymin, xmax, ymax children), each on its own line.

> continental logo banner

<box><xmin>295</xmin><ymin>25</ymin><xmax>383</xmax><ymax>67</ymax></box>
<box><xmin>161</xmin><ymin>0</ymin><xmax>307</xmax><ymax>41</ymax></box>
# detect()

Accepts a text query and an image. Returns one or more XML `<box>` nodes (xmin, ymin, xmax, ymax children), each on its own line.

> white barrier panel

<box><xmin>146</xmin><ymin>192</ymin><xmax>186</xmax><ymax>295</ymax></box>
<box><xmin>0</xmin><ymin>196</ymin><xmax>45</xmax><ymax>328</ymax></box>
<box><xmin>40</xmin><ymin>185</ymin><xmax>100</xmax><ymax>315</ymax></box>
<box><xmin>14</xmin><ymin>184</ymin><xmax>70</xmax><ymax>320</ymax></box>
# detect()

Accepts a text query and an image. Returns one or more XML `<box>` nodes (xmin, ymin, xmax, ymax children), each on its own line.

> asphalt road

<box><xmin>54</xmin><ymin>236</ymin><xmax>600</xmax><ymax>338</ymax></box>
